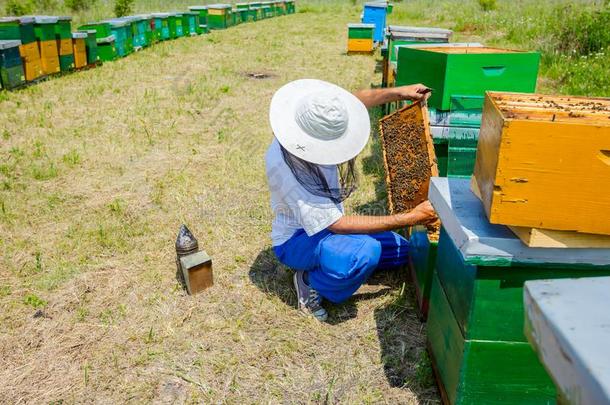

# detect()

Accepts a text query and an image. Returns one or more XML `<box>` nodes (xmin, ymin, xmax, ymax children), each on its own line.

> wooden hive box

<box><xmin>396</xmin><ymin>46</ymin><xmax>540</xmax><ymax>111</ymax></box>
<box><xmin>472</xmin><ymin>92</ymin><xmax>610</xmax><ymax>236</ymax></box>
<box><xmin>427</xmin><ymin>177</ymin><xmax>610</xmax><ymax>404</ymax></box>
<box><xmin>347</xmin><ymin>23</ymin><xmax>374</xmax><ymax>53</ymax></box>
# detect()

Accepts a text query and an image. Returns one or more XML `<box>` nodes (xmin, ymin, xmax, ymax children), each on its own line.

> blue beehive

<box><xmin>361</xmin><ymin>2</ymin><xmax>388</xmax><ymax>42</ymax></box>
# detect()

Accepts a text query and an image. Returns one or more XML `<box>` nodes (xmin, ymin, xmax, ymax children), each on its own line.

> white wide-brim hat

<box><xmin>269</xmin><ymin>79</ymin><xmax>371</xmax><ymax>165</ymax></box>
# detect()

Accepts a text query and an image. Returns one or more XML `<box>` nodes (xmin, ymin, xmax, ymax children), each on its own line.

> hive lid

<box><xmin>0</xmin><ymin>17</ymin><xmax>20</xmax><ymax>23</ymax></box>
<box><xmin>0</xmin><ymin>39</ymin><xmax>22</xmax><ymax>49</ymax></box>
<box><xmin>188</xmin><ymin>6</ymin><xmax>209</xmax><ymax>10</ymax></box>
<box><xmin>208</xmin><ymin>3</ymin><xmax>232</xmax><ymax>8</ymax></box>
<box><xmin>105</xmin><ymin>19</ymin><xmax>129</xmax><ymax>27</ymax></box>
<box><xmin>18</xmin><ymin>16</ymin><xmax>34</xmax><ymax>24</ymax></box>
<box><xmin>79</xmin><ymin>29</ymin><xmax>97</xmax><ymax>35</ymax></box>
<box><xmin>72</xmin><ymin>32</ymin><xmax>88</xmax><ymax>39</ymax></box>
<box><xmin>57</xmin><ymin>16</ymin><xmax>72</xmax><ymax>21</ymax></box>
<box><xmin>348</xmin><ymin>23</ymin><xmax>375</xmax><ymax>29</ymax></box>
<box><xmin>151</xmin><ymin>13</ymin><xmax>171</xmax><ymax>17</ymax></box>
<box><xmin>428</xmin><ymin>177</ymin><xmax>610</xmax><ymax>266</ymax></box>
<box><xmin>388</xmin><ymin>25</ymin><xmax>452</xmax><ymax>35</ymax></box>
<box><xmin>364</xmin><ymin>2</ymin><xmax>388</xmax><ymax>8</ymax></box>
<box><xmin>97</xmin><ymin>35</ymin><xmax>116</xmax><ymax>43</ymax></box>
<box><xmin>33</xmin><ymin>16</ymin><xmax>58</xmax><ymax>24</ymax></box>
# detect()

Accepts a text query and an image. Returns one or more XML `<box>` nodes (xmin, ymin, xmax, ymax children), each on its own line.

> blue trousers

<box><xmin>273</xmin><ymin>229</ymin><xmax>409</xmax><ymax>304</ymax></box>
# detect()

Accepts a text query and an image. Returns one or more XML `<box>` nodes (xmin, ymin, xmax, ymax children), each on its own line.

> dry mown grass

<box><xmin>0</xmin><ymin>5</ymin><xmax>438</xmax><ymax>404</ymax></box>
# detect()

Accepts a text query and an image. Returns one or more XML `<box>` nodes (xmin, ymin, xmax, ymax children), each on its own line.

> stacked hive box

<box><xmin>394</xmin><ymin>47</ymin><xmax>540</xmax><ymax>317</ymax></box>
<box><xmin>0</xmin><ymin>17</ymin><xmax>43</xmax><ymax>82</ymax></box>
<box><xmin>361</xmin><ymin>2</ymin><xmax>388</xmax><ymax>43</ymax></box>
<box><xmin>79</xmin><ymin>30</ymin><xmax>99</xmax><ymax>66</ymax></box>
<box><xmin>347</xmin><ymin>23</ymin><xmax>374</xmax><ymax>53</ymax></box>
<box><xmin>105</xmin><ymin>19</ymin><xmax>132</xmax><ymax>57</ymax></box>
<box><xmin>207</xmin><ymin>4</ymin><xmax>232</xmax><ymax>29</ymax></box>
<box><xmin>34</xmin><ymin>16</ymin><xmax>60</xmax><ymax>75</ymax></box>
<box><xmin>189</xmin><ymin>6</ymin><xmax>208</xmax><ymax>28</ymax></box>
<box><xmin>78</xmin><ymin>22</ymin><xmax>115</xmax><ymax>62</ymax></box>
<box><xmin>382</xmin><ymin>25</ymin><xmax>452</xmax><ymax>88</ymax></box>
<box><xmin>97</xmin><ymin>35</ymin><xmax>117</xmax><ymax>62</ymax></box>
<box><xmin>184</xmin><ymin>12</ymin><xmax>199</xmax><ymax>36</ymax></box>
<box><xmin>0</xmin><ymin>40</ymin><xmax>25</xmax><ymax>89</ymax></box>
<box><xmin>473</xmin><ymin>92</ymin><xmax>610</xmax><ymax>238</ymax></box>
<box><xmin>236</xmin><ymin>3</ymin><xmax>251</xmax><ymax>23</ymax></box>
<box><xmin>249</xmin><ymin>2</ymin><xmax>263</xmax><ymax>20</ymax></box>
<box><xmin>129</xmin><ymin>15</ymin><xmax>150</xmax><ymax>48</ymax></box>
<box><xmin>426</xmin><ymin>177</ymin><xmax>610</xmax><ymax>404</ymax></box>
<box><xmin>286</xmin><ymin>0</ymin><xmax>295</xmax><ymax>14</ymax></box>
<box><xmin>71</xmin><ymin>32</ymin><xmax>88</xmax><ymax>69</ymax></box>
<box><xmin>151</xmin><ymin>13</ymin><xmax>171</xmax><ymax>41</ymax></box>
<box><xmin>167</xmin><ymin>13</ymin><xmax>183</xmax><ymax>39</ymax></box>
<box><xmin>55</xmin><ymin>16</ymin><xmax>74</xmax><ymax>72</ymax></box>
<box><xmin>261</xmin><ymin>2</ymin><xmax>274</xmax><ymax>18</ymax></box>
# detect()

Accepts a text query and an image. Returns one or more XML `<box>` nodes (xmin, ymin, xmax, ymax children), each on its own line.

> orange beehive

<box><xmin>72</xmin><ymin>32</ymin><xmax>87</xmax><ymax>69</ymax></box>
<box><xmin>19</xmin><ymin>41</ymin><xmax>43</xmax><ymax>81</ymax></box>
<box><xmin>38</xmin><ymin>39</ymin><xmax>60</xmax><ymax>75</ymax></box>
<box><xmin>472</xmin><ymin>92</ymin><xmax>610</xmax><ymax>236</ymax></box>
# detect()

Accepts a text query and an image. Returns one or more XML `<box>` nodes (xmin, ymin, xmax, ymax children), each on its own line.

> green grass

<box><xmin>0</xmin><ymin>0</ymin><xmax>608</xmax><ymax>403</ymax></box>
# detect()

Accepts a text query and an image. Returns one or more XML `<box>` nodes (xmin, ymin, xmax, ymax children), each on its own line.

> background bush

<box><xmin>65</xmin><ymin>0</ymin><xmax>95</xmax><ymax>12</ymax></box>
<box><xmin>114</xmin><ymin>0</ymin><xmax>134</xmax><ymax>17</ymax></box>
<box><xmin>4</xmin><ymin>0</ymin><xmax>33</xmax><ymax>15</ymax></box>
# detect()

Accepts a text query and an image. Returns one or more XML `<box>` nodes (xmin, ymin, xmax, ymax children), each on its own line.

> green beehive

<box><xmin>129</xmin><ymin>15</ymin><xmax>150</xmax><ymax>48</ymax></box>
<box><xmin>33</xmin><ymin>16</ymin><xmax>58</xmax><ymax>42</ymax></box>
<box><xmin>286</xmin><ymin>0</ymin><xmax>295</xmax><ymax>14</ymax></box>
<box><xmin>231</xmin><ymin>8</ymin><xmax>240</xmax><ymax>26</ymax></box>
<box><xmin>167</xmin><ymin>13</ymin><xmax>184</xmax><ymax>39</ymax></box>
<box><xmin>0</xmin><ymin>17</ymin><xmax>36</xmax><ymax>44</ymax></box>
<box><xmin>151</xmin><ymin>13</ymin><xmax>171</xmax><ymax>41</ymax></box>
<box><xmin>188</xmin><ymin>6</ymin><xmax>209</xmax><ymax>26</ymax></box>
<box><xmin>249</xmin><ymin>2</ymin><xmax>262</xmax><ymax>20</ymax></box>
<box><xmin>96</xmin><ymin>35</ymin><xmax>117</xmax><ymax>61</ymax></box>
<box><xmin>396</xmin><ymin>46</ymin><xmax>541</xmax><ymax>110</ymax></box>
<box><xmin>79</xmin><ymin>30</ymin><xmax>99</xmax><ymax>65</ymax></box>
<box><xmin>236</xmin><ymin>3</ymin><xmax>251</xmax><ymax>22</ymax></box>
<box><xmin>105</xmin><ymin>19</ymin><xmax>132</xmax><ymax>57</ymax></box>
<box><xmin>426</xmin><ymin>178</ymin><xmax>610</xmax><ymax>404</ymax></box>
<box><xmin>78</xmin><ymin>22</ymin><xmax>112</xmax><ymax>39</ymax></box>
<box><xmin>0</xmin><ymin>39</ymin><xmax>25</xmax><ymax>89</ymax></box>
<box><xmin>55</xmin><ymin>16</ymin><xmax>72</xmax><ymax>40</ymax></box>
<box><xmin>386</xmin><ymin>26</ymin><xmax>452</xmax><ymax>64</ymax></box>
<box><xmin>262</xmin><ymin>2</ymin><xmax>274</xmax><ymax>18</ymax></box>
<box><xmin>207</xmin><ymin>4</ymin><xmax>232</xmax><ymax>30</ymax></box>
<box><xmin>183</xmin><ymin>12</ymin><xmax>199</xmax><ymax>36</ymax></box>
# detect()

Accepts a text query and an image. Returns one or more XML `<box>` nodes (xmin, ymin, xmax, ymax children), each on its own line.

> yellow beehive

<box><xmin>347</xmin><ymin>38</ymin><xmax>374</xmax><ymax>53</ymax></box>
<box><xmin>472</xmin><ymin>92</ymin><xmax>610</xmax><ymax>236</ymax></box>
<box><xmin>72</xmin><ymin>36</ymin><xmax>87</xmax><ymax>69</ymax></box>
<box><xmin>19</xmin><ymin>42</ymin><xmax>44</xmax><ymax>81</ymax></box>
<box><xmin>57</xmin><ymin>38</ymin><xmax>73</xmax><ymax>56</ymax></box>
<box><xmin>38</xmin><ymin>40</ymin><xmax>60</xmax><ymax>75</ymax></box>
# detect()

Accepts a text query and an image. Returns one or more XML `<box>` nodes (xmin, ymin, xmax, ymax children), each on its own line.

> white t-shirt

<box><xmin>266</xmin><ymin>138</ymin><xmax>344</xmax><ymax>246</ymax></box>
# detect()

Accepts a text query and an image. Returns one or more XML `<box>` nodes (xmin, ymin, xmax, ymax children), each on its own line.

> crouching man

<box><xmin>266</xmin><ymin>79</ymin><xmax>437</xmax><ymax>321</ymax></box>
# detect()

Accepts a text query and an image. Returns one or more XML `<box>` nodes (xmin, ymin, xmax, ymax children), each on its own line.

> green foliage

<box><xmin>478</xmin><ymin>0</ymin><xmax>496</xmax><ymax>11</ymax></box>
<box><xmin>555</xmin><ymin>5</ymin><xmax>610</xmax><ymax>56</ymax></box>
<box><xmin>24</xmin><ymin>293</ymin><xmax>47</xmax><ymax>308</ymax></box>
<box><xmin>64</xmin><ymin>0</ymin><xmax>95</xmax><ymax>12</ymax></box>
<box><xmin>114</xmin><ymin>0</ymin><xmax>134</xmax><ymax>17</ymax></box>
<box><xmin>5</xmin><ymin>0</ymin><xmax>33</xmax><ymax>15</ymax></box>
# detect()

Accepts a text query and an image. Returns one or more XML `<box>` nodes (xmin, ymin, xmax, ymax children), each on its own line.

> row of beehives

<box><xmin>375</xmin><ymin>23</ymin><xmax>610</xmax><ymax>405</ymax></box>
<box><xmin>0</xmin><ymin>1</ymin><xmax>296</xmax><ymax>91</ymax></box>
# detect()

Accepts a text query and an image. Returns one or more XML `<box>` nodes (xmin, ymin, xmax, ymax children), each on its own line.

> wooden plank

<box><xmin>379</xmin><ymin>101</ymin><xmax>438</xmax><ymax>214</ymax></box>
<box><xmin>525</xmin><ymin>277</ymin><xmax>610</xmax><ymax>405</ymax></box>
<box><xmin>510</xmin><ymin>226</ymin><xmax>610</xmax><ymax>248</ymax></box>
<box><xmin>472</xmin><ymin>92</ymin><xmax>610</xmax><ymax>236</ymax></box>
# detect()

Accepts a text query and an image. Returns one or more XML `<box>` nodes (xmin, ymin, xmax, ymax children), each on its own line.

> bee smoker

<box><xmin>175</xmin><ymin>224</ymin><xmax>213</xmax><ymax>295</ymax></box>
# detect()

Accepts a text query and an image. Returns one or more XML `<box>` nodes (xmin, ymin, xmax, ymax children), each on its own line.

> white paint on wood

<box><xmin>524</xmin><ymin>277</ymin><xmax>610</xmax><ymax>405</ymax></box>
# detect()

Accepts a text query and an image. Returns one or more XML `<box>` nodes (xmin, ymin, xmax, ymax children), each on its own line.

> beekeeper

<box><xmin>266</xmin><ymin>79</ymin><xmax>437</xmax><ymax>321</ymax></box>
